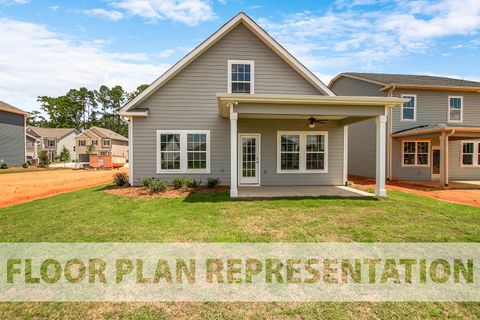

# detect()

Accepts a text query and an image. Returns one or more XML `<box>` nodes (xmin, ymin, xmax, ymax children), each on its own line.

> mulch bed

<box><xmin>105</xmin><ymin>186</ymin><xmax>229</xmax><ymax>199</ymax></box>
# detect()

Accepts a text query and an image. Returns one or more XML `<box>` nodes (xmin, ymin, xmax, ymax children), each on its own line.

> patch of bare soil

<box><xmin>105</xmin><ymin>186</ymin><xmax>229</xmax><ymax>199</ymax></box>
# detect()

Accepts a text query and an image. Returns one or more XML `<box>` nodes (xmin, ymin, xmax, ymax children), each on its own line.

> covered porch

<box><xmin>218</xmin><ymin>94</ymin><xmax>407</xmax><ymax>198</ymax></box>
<box><xmin>238</xmin><ymin>185</ymin><xmax>373</xmax><ymax>198</ymax></box>
<box><xmin>392</xmin><ymin>124</ymin><xmax>480</xmax><ymax>188</ymax></box>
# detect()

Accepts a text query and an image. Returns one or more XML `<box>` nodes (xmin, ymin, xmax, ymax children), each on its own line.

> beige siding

<box><xmin>132</xmin><ymin>23</ymin><xmax>324</xmax><ymax>185</ymax></box>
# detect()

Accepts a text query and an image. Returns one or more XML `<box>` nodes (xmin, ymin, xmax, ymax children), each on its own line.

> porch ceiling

<box><xmin>217</xmin><ymin>93</ymin><xmax>407</xmax><ymax>119</ymax></box>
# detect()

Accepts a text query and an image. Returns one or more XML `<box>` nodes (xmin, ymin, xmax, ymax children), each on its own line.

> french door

<box><xmin>238</xmin><ymin>134</ymin><xmax>260</xmax><ymax>185</ymax></box>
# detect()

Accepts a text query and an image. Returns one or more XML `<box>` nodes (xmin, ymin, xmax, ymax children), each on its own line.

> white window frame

<box><xmin>47</xmin><ymin>139</ymin><xmax>56</xmax><ymax>148</ymax></box>
<box><xmin>79</xmin><ymin>140</ymin><xmax>86</xmax><ymax>147</ymax></box>
<box><xmin>227</xmin><ymin>60</ymin><xmax>254</xmax><ymax>94</ymax></box>
<box><xmin>401</xmin><ymin>140</ymin><xmax>430</xmax><ymax>167</ymax></box>
<box><xmin>448</xmin><ymin>96</ymin><xmax>463</xmax><ymax>123</ymax></box>
<box><xmin>102</xmin><ymin>139</ymin><xmax>111</xmax><ymax>147</ymax></box>
<box><xmin>156</xmin><ymin>130</ymin><xmax>210</xmax><ymax>174</ymax></box>
<box><xmin>276</xmin><ymin>131</ymin><xmax>328</xmax><ymax>173</ymax></box>
<box><xmin>400</xmin><ymin>94</ymin><xmax>417</xmax><ymax>122</ymax></box>
<box><xmin>91</xmin><ymin>140</ymin><xmax>98</xmax><ymax>146</ymax></box>
<box><xmin>460</xmin><ymin>141</ymin><xmax>480</xmax><ymax>167</ymax></box>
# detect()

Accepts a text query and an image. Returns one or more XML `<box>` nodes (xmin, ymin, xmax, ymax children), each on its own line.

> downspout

<box><xmin>444</xmin><ymin>128</ymin><xmax>455</xmax><ymax>188</ymax></box>
<box><xmin>386</xmin><ymin>85</ymin><xmax>395</xmax><ymax>180</ymax></box>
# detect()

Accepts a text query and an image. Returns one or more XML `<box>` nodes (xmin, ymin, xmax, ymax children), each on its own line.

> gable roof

<box><xmin>330</xmin><ymin>72</ymin><xmax>480</xmax><ymax>92</ymax></box>
<box><xmin>120</xmin><ymin>12</ymin><xmax>334</xmax><ymax>115</ymax></box>
<box><xmin>0</xmin><ymin>100</ymin><xmax>28</xmax><ymax>116</ymax></box>
<box><xmin>88</xmin><ymin>126</ymin><xmax>128</xmax><ymax>142</ymax></box>
<box><xmin>27</xmin><ymin>126</ymin><xmax>78</xmax><ymax>140</ymax></box>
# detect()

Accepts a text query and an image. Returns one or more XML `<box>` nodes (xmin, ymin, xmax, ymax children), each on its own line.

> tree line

<box><xmin>28</xmin><ymin>84</ymin><xmax>148</xmax><ymax>137</ymax></box>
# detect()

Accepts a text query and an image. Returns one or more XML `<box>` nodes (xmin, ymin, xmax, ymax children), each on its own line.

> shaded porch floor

<box><xmin>237</xmin><ymin>185</ymin><xmax>374</xmax><ymax>198</ymax></box>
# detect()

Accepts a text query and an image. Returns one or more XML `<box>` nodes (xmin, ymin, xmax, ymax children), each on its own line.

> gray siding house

<box><xmin>330</xmin><ymin>72</ymin><xmax>480</xmax><ymax>186</ymax></box>
<box><xmin>119</xmin><ymin>13</ymin><xmax>404</xmax><ymax>197</ymax></box>
<box><xmin>0</xmin><ymin>101</ymin><xmax>28</xmax><ymax>166</ymax></box>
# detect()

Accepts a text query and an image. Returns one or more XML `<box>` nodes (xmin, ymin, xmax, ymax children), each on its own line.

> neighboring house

<box><xmin>329</xmin><ymin>72</ymin><xmax>480</xmax><ymax>187</ymax></box>
<box><xmin>0</xmin><ymin>100</ymin><xmax>28</xmax><ymax>166</ymax></box>
<box><xmin>26</xmin><ymin>127</ymin><xmax>79</xmax><ymax>162</ymax></box>
<box><xmin>118</xmin><ymin>13</ymin><xmax>404</xmax><ymax>197</ymax></box>
<box><xmin>75</xmin><ymin>126</ymin><xmax>128</xmax><ymax>163</ymax></box>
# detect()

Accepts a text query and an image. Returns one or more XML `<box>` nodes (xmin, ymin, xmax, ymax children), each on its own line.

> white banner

<box><xmin>0</xmin><ymin>243</ymin><xmax>478</xmax><ymax>301</ymax></box>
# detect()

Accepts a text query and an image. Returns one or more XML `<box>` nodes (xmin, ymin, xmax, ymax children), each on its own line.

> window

<box><xmin>92</xmin><ymin>140</ymin><xmax>98</xmax><ymax>146</ymax></box>
<box><xmin>79</xmin><ymin>140</ymin><xmax>86</xmax><ymax>147</ymax></box>
<box><xmin>157</xmin><ymin>130</ymin><xmax>210</xmax><ymax>173</ymax></box>
<box><xmin>47</xmin><ymin>139</ymin><xmax>56</xmax><ymax>147</ymax></box>
<box><xmin>461</xmin><ymin>141</ymin><xmax>480</xmax><ymax>166</ymax></box>
<box><xmin>448</xmin><ymin>96</ymin><xmax>463</xmax><ymax>122</ymax></box>
<box><xmin>102</xmin><ymin>139</ymin><xmax>111</xmax><ymax>147</ymax></box>
<box><xmin>401</xmin><ymin>95</ymin><xmax>416</xmax><ymax>121</ymax></box>
<box><xmin>277</xmin><ymin>131</ymin><xmax>328</xmax><ymax>173</ymax></box>
<box><xmin>228</xmin><ymin>60</ymin><xmax>254</xmax><ymax>94</ymax></box>
<box><xmin>402</xmin><ymin>141</ymin><xmax>430</xmax><ymax>166</ymax></box>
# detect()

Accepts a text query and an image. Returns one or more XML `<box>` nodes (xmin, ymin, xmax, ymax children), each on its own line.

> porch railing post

<box><xmin>375</xmin><ymin>115</ymin><xmax>387</xmax><ymax>197</ymax></box>
<box><xmin>230</xmin><ymin>109</ymin><xmax>238</xmax><ymax>197</ymax></box>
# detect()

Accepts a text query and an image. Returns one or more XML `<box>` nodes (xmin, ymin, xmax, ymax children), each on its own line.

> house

<box><xmin>118</xmin><ymin>13</ymin><xmax>405</xmax><ymax>197</ymax></box>
<box><xmin>75</xmin><ymin>126</ymin><xmax>128</xmax><ymax>163</ymax></box>
<box><xmin>329</xmin><ymin>72</ymin><xmax>480</xmax><ymax>187</ymax></box>
<box><xmin>26</xmin><ymin>127</ymin><xmax>79</xmax><ymax>162</ymax></box>
<box><xmin>0</xmin><ymin>100</ymin><xmax>28</xmax><ymax>166</ymax></box>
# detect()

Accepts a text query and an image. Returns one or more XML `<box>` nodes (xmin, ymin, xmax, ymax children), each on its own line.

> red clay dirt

<box><xmin>350</xmin><ymin>175</ymin><xmax>480</xmax><ymax>208</ymax></box>
<box><xmin>0</xmin><ymin>168</ymin><xmax>127</xmax><ymax>208</ymax></box>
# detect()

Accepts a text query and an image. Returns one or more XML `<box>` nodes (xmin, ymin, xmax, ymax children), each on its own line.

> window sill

<box><xmin>400</xmin><ymin>119</ymin><xmax>416</xmax><ymax>122</ymax></box>
<box><xmin>276</xmin><ymin>170</ymin><xmax>328</xmax><ymax>174</ymax></box>
<box><xmin>401</xmin><ymin>164</ymin><xmax>430</xmax><ymax>168</ymax></box>
<box><xmin>157</xmin><ymin>170</ymin><xmax>211</xmax><ymax>174</ymax></box>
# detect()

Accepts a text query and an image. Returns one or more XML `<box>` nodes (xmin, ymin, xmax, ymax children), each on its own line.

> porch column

<box><xmin>230</xmin><ymin>111</ymin><xmax>238</xmax><ymax>197</ymax></box>
<box><xmin>439</xmin><ymin>131</ymin><xmax>446</xmax><ymax>187</ymax></box>
<box><xmin>375</xmin><ymin>115</ymin><xmax>387</xmax><ymax>196</ymax></box>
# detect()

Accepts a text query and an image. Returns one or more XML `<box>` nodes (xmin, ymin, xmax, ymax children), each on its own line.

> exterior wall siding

<box><xmin>330</xmin><ymin>77</ymin><xmax>388</xmax><ymax>178</ymax></box>
<box><xmin>57</xmin><ymin>132</ymin><xmax>77</xmax><ymax>160</ymax></box>
<box><xmin>0</xmin><ymin>110</ymin><xmax>25</xmax><ymax>165</ymax></box>
<box><xmin>391</xmin><ymin>137</ymin><xmax>439</xmax><ymax>181</ymax></box>
<box><xmin>131</xmin><ymin>24</ymin><xmax>322</xmax><ymax>185</ymax></box>
<box><xmin>449</xmin><ymin>139</ymin><xmax>480</xmax><ymax>180</ymax></box>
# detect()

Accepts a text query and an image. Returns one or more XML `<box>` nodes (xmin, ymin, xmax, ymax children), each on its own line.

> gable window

<box><xmin>277</xmin><ymin>131</ymin><xmax>328</xmax><ymax>173</ymax></box>
<box><xmin>448</xmin><ymin>96</ymin><xmax>463</xmax><ymax>122</ymax></box>
<box><xmin>461</xmin><ymin>141</ymin><xmax>480</xmax><ymax>166</ymax></box>
<box><xmin>228</xmin><ymin>60</ymin><xmax>254</xmax><ymax>94</ymax></box>
<box><xmin>157</xmin><ymin>130</ymin><xmax>210</xmax><ymax>173</ymax></box>
<box><xmin>47</xmin><ymin>139</ymin><xmax>56</xmax><ymax>147</ymax></box>
<box><xmin>102</xmin><ymin>139</ymin><xmax>111</xmax><ymax>147</ymax></box>
<box><xmin>401</xmin><ymin>95</ymin><xmax>416</xmax><ymax>121</ymax></box>
<box><xmin>402</xmin><ymin>141</ymin><xmax>430</xmax><ymax>166</ymax></box>
<box><xmin>79</xmin><ymin>140</ymin><xmax>86</xmax><ymax>147</ymax></box>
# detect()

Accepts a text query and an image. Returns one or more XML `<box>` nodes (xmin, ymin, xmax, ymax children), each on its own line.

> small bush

<box><xmin>171</xmin><ymin>177</ymin><xmax>186</xmax><ymax>189</ymax></box>
<box><xmin>142</xmin><ymin>177</ymin><xmax>156</xmax><ymax>188</ymax></box>
<box><xmin>148</xmin><ymin>180</ymin><xmax>166</xmax><ymax>193</ymax></box>
<box><xmin>38</xmin><ymin>150</ymin><xmax>49</xmax><ymax>168</ymax></box>
<box><xmin>207</xmin><ymin>178</ymin><xmax>219</xmax><ymax>189</ymax></box>
<box><xmin>22</xmin><ymin>162</ymin><xmax>29</xmax><ymax>168</ymax></box>
<box><xmin>0</xmin><ymin>162</ymin><xmax>7</xmax><ymax>169</ymax></box>
<box><xmin>185</xmin><ymin>179</ymin><xmax>200</xmax><ymax>189</ymax></box>
<box><xmin>113</xmin><ymin>172</ymin><xmax>129</xmax><ymax>187</ymax></box>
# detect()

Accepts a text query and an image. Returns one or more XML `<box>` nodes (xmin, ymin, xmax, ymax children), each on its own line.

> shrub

<box><xmin>207</xmin><ymin>178</ymin><xmax>219</xmax><ymax>189</ymax></box>
<box><xmin>148</xmin><ymin>180</ymin><xmax>166</xmax><ymax>193</ymax></box>
<box><xmin>185</xmin><ymin>179</ymin><xmax>200</xmax><ymax>189</ymax></box>
<box><xmin>0</xmin><ymin>162</ymin><xmax>7</xmax><ymax>169</ymax></box>
<box><xmin>38</xmin><ymin>150</ymin><xmax>49</xmax><ymax>168</ymax></box>
<box><xmin>171</xmin><ymin>177</ymin><xmax>186</xmax><ymax>189</ymax></box>
<box><xmin>142</xmin><ymin>177</ymin><xmax>156</xmax><ymax>188</ymax></box>
<box><xmin>22</xmin><ymin>162</ymin><xmax>29</xmax><ymax>168</ymax></box>
<box><xmin>113</xmin><ymin>172</ymin><xmax>129</xmax><ymax>187</ymax></box>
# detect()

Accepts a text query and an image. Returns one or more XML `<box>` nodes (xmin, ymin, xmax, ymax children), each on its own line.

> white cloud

<box><xmin>83</xmin><ymin>8</ymin><xmax>124</xmax><ymax>21</ymax></box>
<box><xmin>113</xmin><ymin>0</ymin><xmax>215</xmax><ymax>26</ymax></box>
<box><xmin>259</xmin><ymin>0</ymin><xmax>480</xmax><ymax>74</ymax></box>
<box><xmin>0</xmin><ymin>0</ymin><xmax>29</xmax><ymax>4</ymax></box>
<box><xmin>49</xmin><ymin>5</ymin><xmax>59</xmax><ymax>11</ymax></box>
<box><xmin>0</xmin><ymin>18</ymin><xmax>171</xmax><ymax>111</ymax></box>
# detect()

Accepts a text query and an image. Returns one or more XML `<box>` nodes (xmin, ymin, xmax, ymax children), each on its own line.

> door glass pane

<box><xmin>242</xmin><ymin>137</ymin><xmax>256</xmax><ymax>178</ymax></box>
<box><xmin>432</xmin><ymin>150</ymin><xmax>440</xmax><ymax>174</ymax></box>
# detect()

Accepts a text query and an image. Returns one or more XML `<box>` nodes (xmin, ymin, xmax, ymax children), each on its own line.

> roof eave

<box><xmin>381</xmin><ymin>84</ymin><xmax>480</xmax><ymax>92</ymax></box>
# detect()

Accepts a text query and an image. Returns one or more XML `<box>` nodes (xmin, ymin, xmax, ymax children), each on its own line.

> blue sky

<box><xmin>1</xmin><ymin>0</ymin><xmax>479</xmax><ymax>111</ymax></box>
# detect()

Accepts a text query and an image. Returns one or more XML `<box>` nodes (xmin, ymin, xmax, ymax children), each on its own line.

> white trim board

<box><xmin>119</xmin><ymin>12</ymin><xmax>334</xmax><ymax>114</ymax></box>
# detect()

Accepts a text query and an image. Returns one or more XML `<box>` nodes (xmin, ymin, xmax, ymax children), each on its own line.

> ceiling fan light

<box><xmin>308</xmin><ymin>122</ymin><xmax>316</xmax><ymax>129</ymax></box>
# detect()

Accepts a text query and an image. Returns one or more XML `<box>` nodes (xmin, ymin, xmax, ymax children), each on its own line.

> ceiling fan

<box><xmin>307</xmin><ymin>117</ymin><xmax>327</xmax><ymax>128</ymax></box>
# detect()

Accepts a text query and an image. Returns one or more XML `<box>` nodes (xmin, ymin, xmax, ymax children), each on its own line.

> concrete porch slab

<box><xmin>237</xmin><ymin>185</ymin><xmax>374</xmax><ymax>198</ymax></box>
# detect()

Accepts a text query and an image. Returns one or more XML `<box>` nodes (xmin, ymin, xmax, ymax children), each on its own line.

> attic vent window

<box><xmin>228</xmin><ymin>60</ymin><xmax>254</xmax><ymax>94</ymax></box>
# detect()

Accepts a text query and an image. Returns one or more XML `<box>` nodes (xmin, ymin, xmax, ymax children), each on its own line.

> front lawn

<box><xmin>0</xmin><ymin>185</ymin><xmax>479</xmax><ymax>318</ymax></box>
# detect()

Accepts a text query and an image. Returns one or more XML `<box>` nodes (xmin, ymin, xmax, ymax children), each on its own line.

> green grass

<box><xmin>1</xmin><ymin>185</ymin><xmax>480</xmax><ymax>319</ymax></box>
